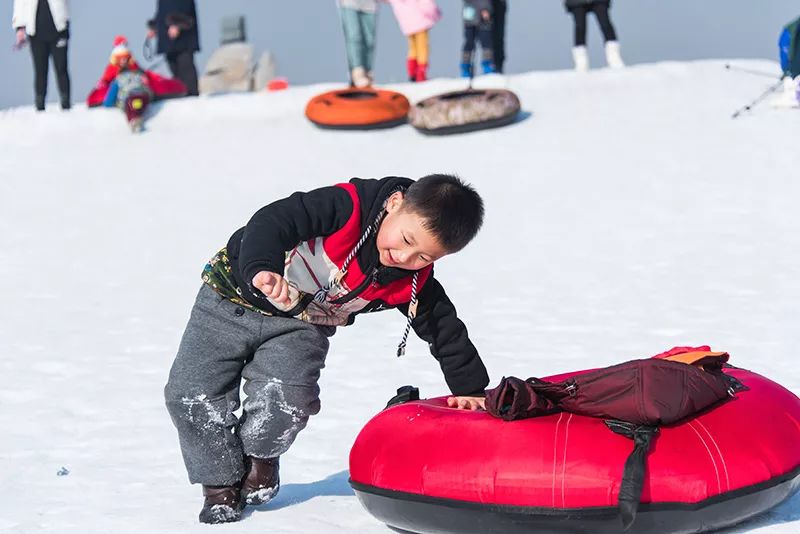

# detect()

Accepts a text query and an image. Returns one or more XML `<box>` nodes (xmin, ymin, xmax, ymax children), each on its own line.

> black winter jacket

<box><xmin>149</xmin><ymin>0</ymin><xmax>200</xmax><ymax>55</ymax></box>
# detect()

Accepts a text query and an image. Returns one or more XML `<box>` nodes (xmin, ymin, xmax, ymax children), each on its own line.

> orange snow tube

<box><xmin>305</xmin><ymin>88</ymin><xmax>410</xmax><ymax>130</ymax></box>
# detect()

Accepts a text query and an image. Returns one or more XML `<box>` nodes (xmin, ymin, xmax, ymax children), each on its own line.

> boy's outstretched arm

<box><xmin>397</xmin><ymin>275</ymin><xmax>489</xmax><ymax>408</ymax></box>
<box><xmin>235</xmin><ymin>186</ymin><xmax>354</xmax><ymax>298</ymax></box>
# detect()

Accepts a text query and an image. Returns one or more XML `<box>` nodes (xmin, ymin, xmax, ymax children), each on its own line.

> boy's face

<box><xmin>375</xmin><ymin>192</ymin><xmax>448</xmax><ymax>270</ymax></box>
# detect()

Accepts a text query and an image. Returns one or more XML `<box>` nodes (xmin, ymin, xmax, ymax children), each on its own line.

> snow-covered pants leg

<box><xmin>238</xmin><ymin>315</ymin><xmax>332</xmax><ymax>460</ymax></box>
<box><xmin>164</xmin><ymin>285</ymin><xmax>333</xmax><ymax>485</ymax></box>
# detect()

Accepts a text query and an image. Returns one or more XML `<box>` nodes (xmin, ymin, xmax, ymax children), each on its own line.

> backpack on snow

<box><xmin>484</xmin><ymin>347</ymin><xmax>747</xmax><ymax>531</ymax></box>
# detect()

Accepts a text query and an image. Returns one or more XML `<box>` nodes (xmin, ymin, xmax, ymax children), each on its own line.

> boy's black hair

<box><xmin>402</xmin><ymin>174</ymin><xmax>484</xmax><ymax>252</ymax></box>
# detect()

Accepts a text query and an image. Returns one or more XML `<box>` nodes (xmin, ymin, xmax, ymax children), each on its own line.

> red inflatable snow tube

<box><xmin>86</xmin><ymin>71</ymin><xmax>186</xmax><ymax>108</ymax></box>
<box><xmin>349</xmin><ymin>367</ymin><xmax>800</xmax><ymax>534</ymax></box>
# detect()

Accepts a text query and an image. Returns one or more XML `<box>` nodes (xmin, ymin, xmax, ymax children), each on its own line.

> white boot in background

<box><xmin>572</xmin><ymin>46</ymin><xmax>589</xmax><ymax>73</ymax></box>
<box><xmin>604</xmin><ymin>41</ymin><xmax>625</xmax><ymax>69</ymax></box>
<box><xmin>351</xmin><ymin>66</ymin><xmax>370</xmax><ymax>88</ymax></box>
<box><xmin>771</xmin><ymin>76</ymin><xmax>799</xmax><ymax>108</ymax></box>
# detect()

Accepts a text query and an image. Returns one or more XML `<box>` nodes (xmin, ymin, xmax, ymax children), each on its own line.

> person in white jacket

<box><xmin>12</xmin><ymin>0</ymin><xmax>71</xmax><ymax>110</ymax></box>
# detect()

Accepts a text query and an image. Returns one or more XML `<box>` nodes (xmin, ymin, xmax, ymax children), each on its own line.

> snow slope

<box><xmin>0</xmin><ymin>59</ymin><xmax>798</xmax><ymax>533</ymax></box>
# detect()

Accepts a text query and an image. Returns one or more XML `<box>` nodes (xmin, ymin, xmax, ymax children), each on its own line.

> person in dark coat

<box><xmin>564</xmin><ymin>0</ymin><xmax>623</xmax><ymax>72</ymax></box>
<box><xmin>490</xmin><ymin>0</ymin><xmax>507</xmax><ymax>73</ymax></box>
<box><xmin>146</xmin><ymin>0</ymin><xmax>200</xmax><ymax>96</ymax></box>
<box><xmin>12</xmin><ymin>0</ymin><xmax>71</xmax><ymax>110</ymax></box>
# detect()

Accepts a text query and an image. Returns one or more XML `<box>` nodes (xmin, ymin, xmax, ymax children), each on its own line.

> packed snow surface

<box><xmin>0</xmin><ymin>60</ymin><xmax>798</xmax><ymax>533</ymax></box>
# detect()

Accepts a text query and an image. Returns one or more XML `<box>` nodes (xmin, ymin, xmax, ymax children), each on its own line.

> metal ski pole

<box><xmin>731</xmin><ymin>79</ymin><xmax>784</xmax><ymax>119</ymax></box>
<box><xmin>724</xmin><ymin>63</ymin><xmax>781</xmax><ymax>80</ymax></box>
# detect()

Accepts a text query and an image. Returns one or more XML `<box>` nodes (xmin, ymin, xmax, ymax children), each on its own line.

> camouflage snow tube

<box><xmin>409</xmin><ymin>89</ymin><xmax>521</xmax><ymax>135</ymax></box>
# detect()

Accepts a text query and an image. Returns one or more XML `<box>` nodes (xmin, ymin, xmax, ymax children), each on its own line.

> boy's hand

<box><xmin>447</xmin><ymin>396</ymin><xmax>486</xmax><ymax>411</ymax></box>
<box><xmin>168</xmin><ymin>24</ymin><xmax>180</xmax><ymax>39</ymax></box>
<box><xmin>252</xmin><ymin>271</ymin><xmax>291</xmax><ymax>306</ymax></box>
<box><xmin>15</xmin><ymin>28</ymin><xmax>26</xmax><ymax>46</ymax></box>
<box><xmin>481</xmin><ymin>9</ymin><xmax>491</xmax><ymax>22</ymax></box>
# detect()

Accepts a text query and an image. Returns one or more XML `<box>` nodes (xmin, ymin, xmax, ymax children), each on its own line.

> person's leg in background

<box><xmin>592</xmin><ymin>3</ymin><xmax>617</xmax><ymax>42</ymax></box>
<box><xmin>167</xmin><ymin>52</ymin><xmax>180</xmax><ymax>79</ymax></box>
<box><xmin>357</xmin><ymin>10</ymin><xmax>377</xmax><ymax>84</ymax></box>
<box><xmin>592</xmin><ymin>3</ymin><xmax>624</xmax><ymax>68</ymax></box>
<box><xmin>477</xmin><ymin>22</ymin><xmax>495</xmax><ymax>73</ymax></box>
<box><xmin>167</xmin><ymin>50</ymin><xmax>199</xmax><ymax>96</ymax></box>
<box><xmin>414</xmin><ymin>30</ymin><xmax>429</xmax><ymax>81</ymax></box>
<box><xmin>570</xmin><ymin>6</ymin><xmax>589</xmax><ymax>72</ymax></box>
<box><xmin>461</xmin><ymin>25</ymin><xmax>477</xmax><ymax>78</ymax></box>
<box><xmin>28</xmin><ymin>36</ymin><xmax>50</xmax><ymax>110</ymax></box>
<box><xmin>177</xmin><ymin>50</ymin><xmax>200</xmax><ymax>96</ymax></box>
<box><xmin>340</xmin><ymin>7</ymin><xmax>368</xmax><ymax>87</ymax></box>
<box><xmin>490</xmin><ymin>0</ymin><xmax>507</xmax><ymax>73</ymax></box>
<box><xmin>406</xmin><ymin>33</ymin><xmax>418</xmax><ymax>81</ymax></box>
<box><xmin>51</xmin><ymin>34</ymin><xmax>71</xmax><ymax>109</ymax></box>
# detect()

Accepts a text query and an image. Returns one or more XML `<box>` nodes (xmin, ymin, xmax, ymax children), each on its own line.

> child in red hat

<box><xmin>99</xmin><ymin>36</ymin><xmax>153</xmax><ymax>132</ymax></box>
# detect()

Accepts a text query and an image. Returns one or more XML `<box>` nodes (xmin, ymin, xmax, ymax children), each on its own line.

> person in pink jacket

<box><xmin>386</xmin><ymin>0</ymin><xmax>441</xmax><ymax>82</ymax></box>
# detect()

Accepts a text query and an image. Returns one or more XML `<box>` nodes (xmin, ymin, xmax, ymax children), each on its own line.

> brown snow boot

<box><xmin>198</xmin><ymin>485</ymin><xmax>243</xmax><ymax>524</ymax></box>
<box><xmin>241</xmin><ymin>456</ymin><xmax>280</xmax><ymax>505</ymax></box>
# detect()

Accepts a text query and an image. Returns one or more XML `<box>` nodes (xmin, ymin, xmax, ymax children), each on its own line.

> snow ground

<box><xmin>0</xmin><ymin>59</ymin><xmax>798</xmax><ymax>533</ymax></box>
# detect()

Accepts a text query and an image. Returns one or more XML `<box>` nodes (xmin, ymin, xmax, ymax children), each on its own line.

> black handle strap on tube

<box><xmin>605</xmin><ymin>420</ymin><xmax>659</xmax><ymax>531</ymax></box>
<box><xmin>385</xmin><ymin>385</ymin><xmax>420</xmax><ymax>409</ymax></box>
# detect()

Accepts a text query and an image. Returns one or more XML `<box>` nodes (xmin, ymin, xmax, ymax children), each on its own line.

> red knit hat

<box><xmin>110</xmin><ymin>35</ymin><xmax>131</xmax><ymax>64</ymax></box>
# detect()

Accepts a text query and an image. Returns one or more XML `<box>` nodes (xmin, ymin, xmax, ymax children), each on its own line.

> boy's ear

<box><xmin>385</xmin><ymin>191</ymin><xmax>405</xmax><ymax>213</ymax></box>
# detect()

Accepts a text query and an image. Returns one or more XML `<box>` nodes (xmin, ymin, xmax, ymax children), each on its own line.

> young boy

<box><xmin>165</xmin><ymin>174</ymin><xmax>489</xmax><ymax>524</ymax></box>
